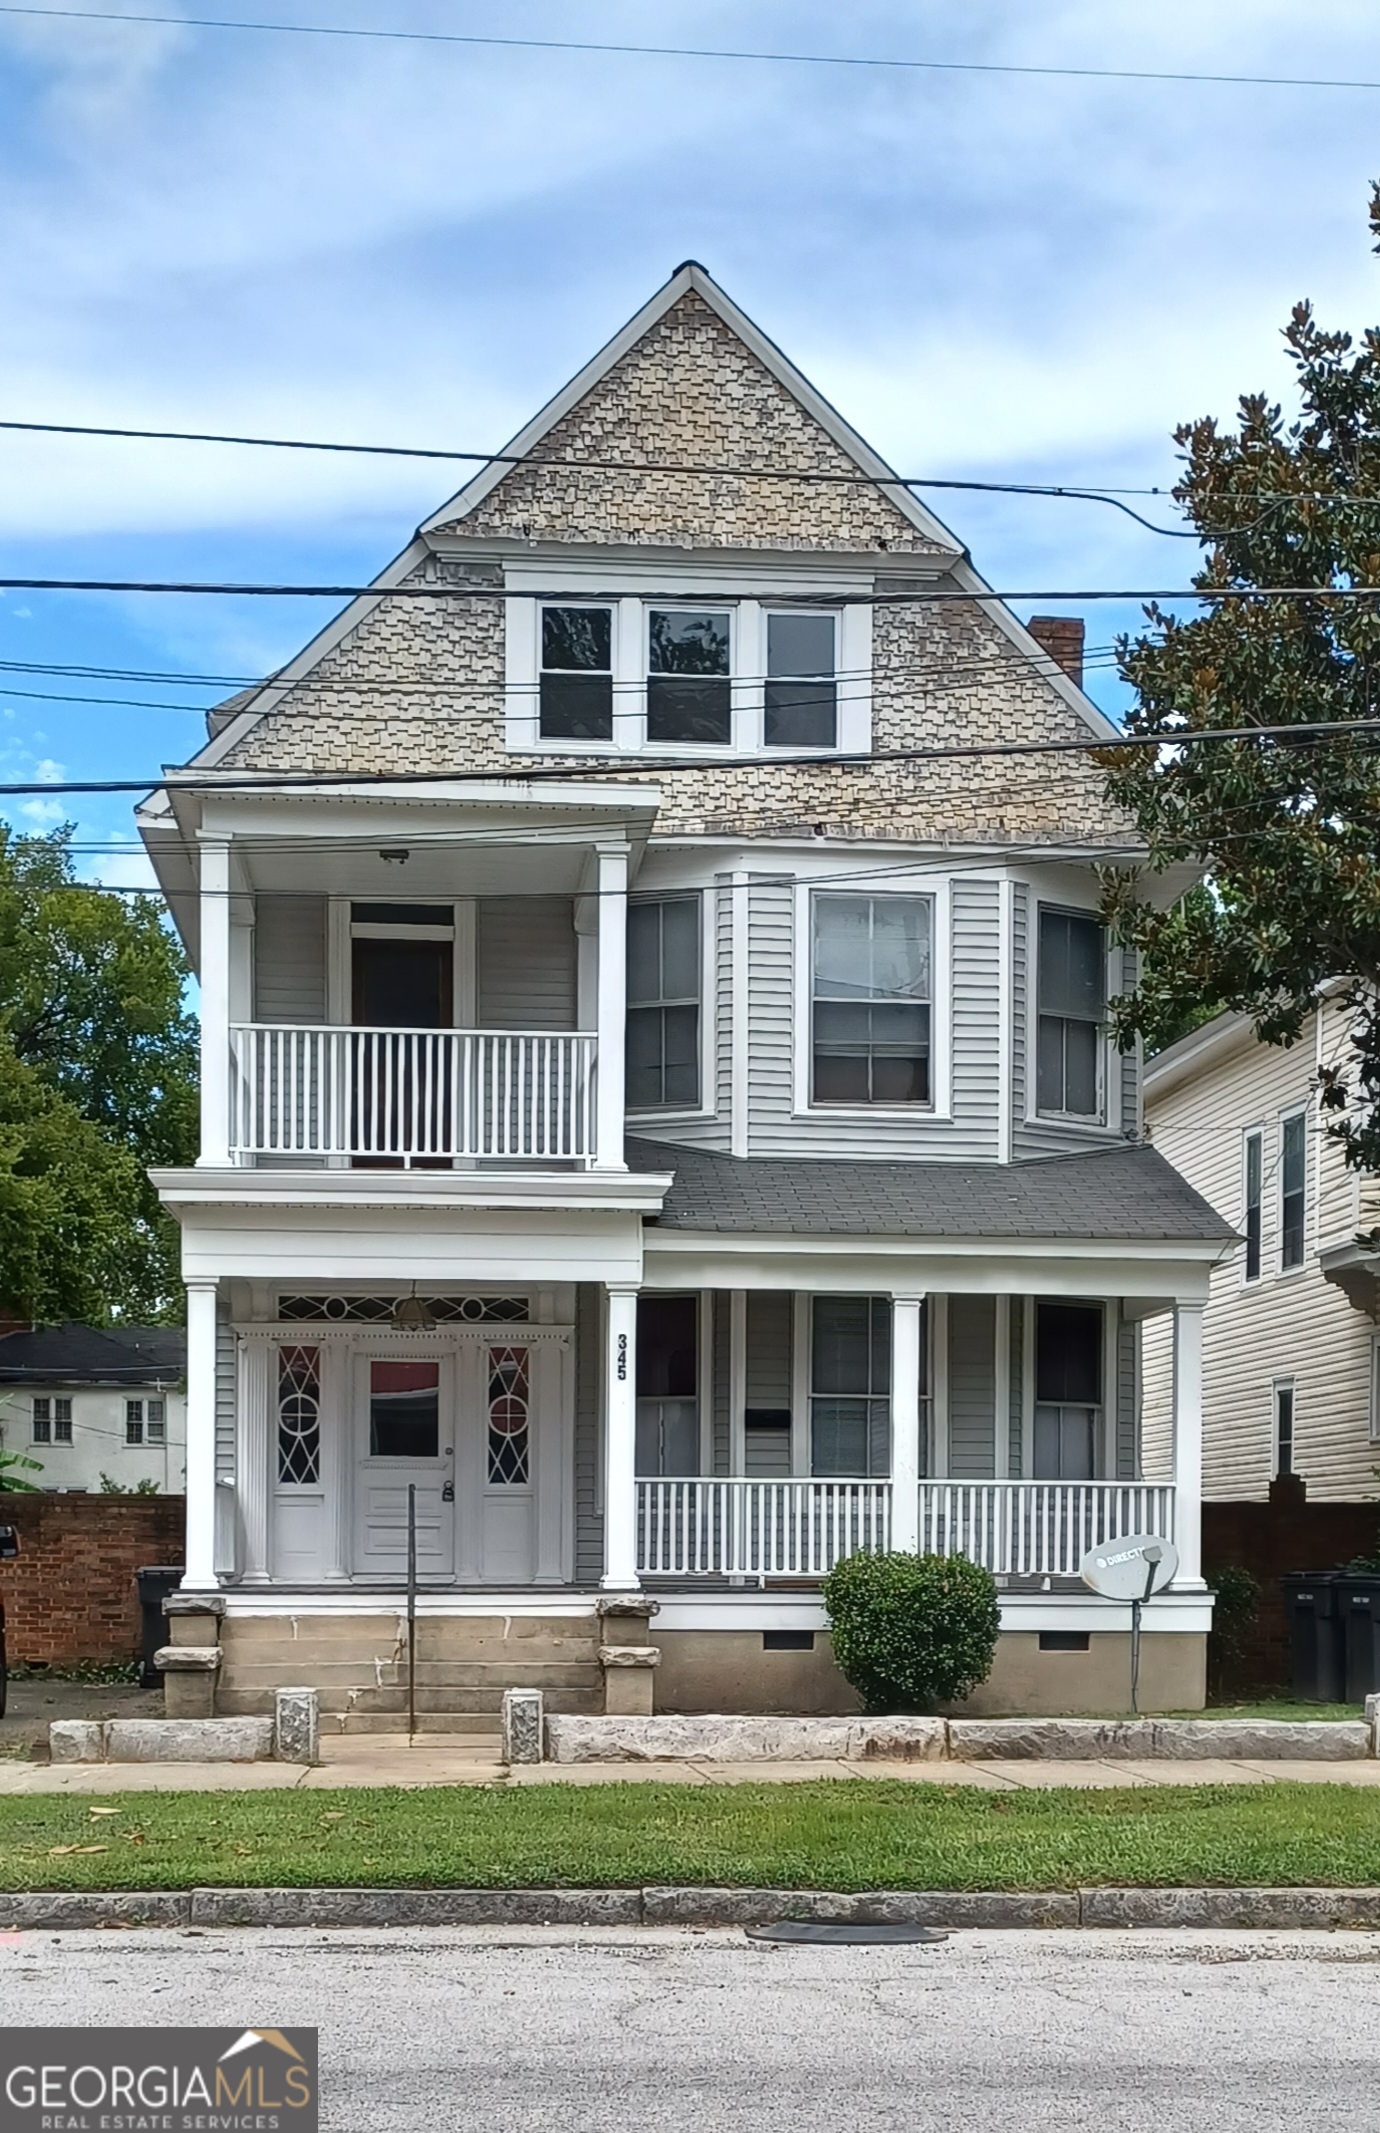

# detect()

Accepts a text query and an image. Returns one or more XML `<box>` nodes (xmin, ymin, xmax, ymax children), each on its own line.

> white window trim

<box><xmin>624</xmin><ymin>888</ymin><xmax>716</xmax><ymax>1126</ymax></box>
<box><xmin>1240</xmin><ymin>1123</ymin><xmax>1265</xmax><ymax>1288</ymax></box>
<box><xmin>792</xmin><ymin>877</ymin><xmax>952</xmax><ymax>1121</ymax></box>
<box><xmin>504</xmin><ymin>594</ymin><xmax>872</xmax><ymax>759</ymax></box>
<box><xmin>1026</xmin><ymin>900</ymin><xmax>1120</xmax><ymax>1134</ymax></box>
<box><xmin>1272</xmin><ymin>1375</ymin><xmax>1297</xmax><ymax>1477</ymax></box>
<box><xmin>1277</xmin><ymin>1103</ymin><xmax>1309</xmax><ymax>1279</ymax></box>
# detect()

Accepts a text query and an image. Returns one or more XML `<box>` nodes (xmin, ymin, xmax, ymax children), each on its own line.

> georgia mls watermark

<box><xmin>0</xmin><ymin>2029</ymin><xmax>318</xmax><ymax>2133</ymax></box>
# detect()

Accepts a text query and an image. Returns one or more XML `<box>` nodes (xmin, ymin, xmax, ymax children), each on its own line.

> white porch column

<box><xmin>602</xmin><ymin>1284</ymin><xmax>640</xmax><ymax>1589</ymax></box>
<box><xmin>237</xmin><ymin>1336</ymin><xmax>274</xmax><ymax>1583</ymax></box>
<box><xmin>594</xmin><ymin>842</ymin><xmax>628</xmax><ymax>1171</ymax></box>
<box><xmin>1171</xmin><ymin>1299</ymin><xmax>1205</xmax><ymax>1587</ymax></box>
<box><xmin>890</xmin><ymin>1295</ymin><xmax>924</xmax><ymax>1554</ymax></box>
<box><xmin>198</xmin><ymin>838</ymin><xmax>231</xmax><ymax>1166</ymax></box>
<box><xmin>182</xmin><ymin>1280</ymin><xmax>220</xmax><ymax>1590</ymax></box>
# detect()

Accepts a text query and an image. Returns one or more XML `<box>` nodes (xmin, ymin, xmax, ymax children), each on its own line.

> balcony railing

<box><xmin>228</xmin><ymin>1024</ymin><xmax>599</xmax><ymax>1166</ymax></box>
<box><xmin>636</xmin><ymin>1478</ymin><xmax>1175</xmax><ymax>1581</ymax></box>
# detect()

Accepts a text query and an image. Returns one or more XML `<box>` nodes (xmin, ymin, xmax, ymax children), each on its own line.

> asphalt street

<box><xmin>2</xmin><ymin>1925</ymin><xmax>1379</xmax><ymax>2131</ymax></box>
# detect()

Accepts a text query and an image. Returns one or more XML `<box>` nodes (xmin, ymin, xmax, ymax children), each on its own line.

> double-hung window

<box><xmin>1037</xmin><ymin>909</ymin><xmax>1106</xmax><ymax>1119</ymax></box>
<box><xmin>1280</xmin><ymin>1110</ymin><xmax>1307</xmax><ymax>1270</ymax></box>
<box><xmin>810</xmin><ymin>1297</ymin><xmax>891</xmax><ymax>1477</ymax></box>
<box><xmin>146</xmin><ymin>1398</ymin><xmax>167</xmax><ymax>1446</ymax></box>
<box><xmin>811</xmin><ymin>893</ymin><xmax>931</xmax><ymax>1106</ymax></box>
<box><xmin>765</xmin><ymin>612</ymin><xmax>837</xmax><ymax>748</ymax></box>
<box><xmin>647</xmin><ymin>610</ymin><xmax>732</xmax><ymax>744</ymax></box>
<box><xmin>1274</xmin><ymin>1380</ymin><xmax>1296</xmax><ymax>1476</ymax></box>
<box><xmin>1243</xmin><ymin>1129</ymin><xmax>1263</xmax><ymax>1281</ymax></box>
<box><xmin>1033</xmin><ymin>1302</ymin><xmax>1103</xmax><ymax>1479</ymax></box>
<box><xmin>33</xmin><ymin>1397</ymin><xmax>72</xmax><ymax>1445</ymax></box>
<box><xmin>539</xmin><ymin>605</ymin><xmax>613</xmax><ymax>741</ymax></box>
<box><xmin>627</xmin><ymin>897</ymin><xmax>701</xmax><ymax>1109</ymax></box>
<box><xmin>125</xmin><ymin>1399</ymin><xmax>145</xmax><ymax>1446</ymax></box>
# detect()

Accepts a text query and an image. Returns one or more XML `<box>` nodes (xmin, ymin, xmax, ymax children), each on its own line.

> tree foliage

<box><xmin>1103</xmin><ymin>187</ymin><xmax>1380</xmax><ymax>1162</ymax></box>
<box><xmin>0</xmin><ymin>826</ymin><xmax>196</xmax><ymax>1320</ymax></box>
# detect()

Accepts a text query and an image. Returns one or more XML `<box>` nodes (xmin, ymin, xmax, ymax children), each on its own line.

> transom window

<box><xmin>765</xmin><ymin>611</ymin><xmax>837</xmax><ymax>748</ymax></box>
<box><xmin>647</xmin><ymin>610</ymin><xmax>732</xmax><ymax>745</ymax></box>
<box><xmin>810</xmin><ymin>1297</ymin><xmax>891</xmax><ymax>1477</ymax></box>
<box><xmin>1037</xmin><ymin>909</ymin><xmax>1106</xmax><ymax>1120</ymax></box>
<box><xmin>627</xmin><ymin>896</ymin><xmax>701</xmax><ymax>1110</ymax></box>
<box><xmin>811</xmin><ymin>894</ymin><xmax>931</xmax><ymax>1106</ymax></box>
<box><xmin>539</xmin><ymin>605</ymin><xmax>613</xmax><ymax>741</ymax></box>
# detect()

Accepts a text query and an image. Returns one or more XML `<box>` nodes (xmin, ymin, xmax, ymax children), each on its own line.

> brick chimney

<box><xmin>1027</xmin><ymin>615</ymin><xmax>1084</xmax><ymax>689</ymax></box>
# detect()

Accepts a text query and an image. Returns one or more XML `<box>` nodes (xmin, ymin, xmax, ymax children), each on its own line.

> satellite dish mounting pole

<box><xmin>1130</xmin><ymin>1545</ymin><xmax>1163</xmax><ymax>1714</ymax></box>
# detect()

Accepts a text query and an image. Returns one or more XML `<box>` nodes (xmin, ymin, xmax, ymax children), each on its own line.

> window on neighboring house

<box><xmin>647</xmin><ymin>609</ymin><xmax>731</xmax><ymax>744</ymax></box>
<box><xmin>1036</xmin><ymin>909</ymin><xmax>1106</xmax><ymax>1119</ymax></box>
<box><xmin>811</xmin><ymin>894</ymin><xmax>931</xmax><ymax>1106</ymax></box>
<box><xmin>810</xmin><ymin>1296</ymin><xmax>891</xmax><ymax>1477</ymax></box>
<box><xmin>32</xmin><ymin>1397</ymin><xmax>50</xmax><ymax>1445</ymax></box>
<box><xmin>765</xmin><ymin>611</ymin><xmax>837</xmax><ymax>749</ymax></box>
<box><xmin>125</xmin><ymin>1399</ymin><xmax>144</xmax><ymax>1446</ymax></box>
<box><xmin>1033</xmin><ymin>1301</ymin><xmax>1103</xmax><ymax>1479</ymax></box>
<box><xmin>539</xmin><ymin>605</ymin><xmax>614</xmax><ymax>741</ymax></box>
<box><xmin>626</xmin><ymin>896</ymin><xmax>701</xmax><ymax>1109</ymax></box>
<box><xmin>1243</xmin><ymin>1129</ymin><xmax>1263</xmax><ymax>1281</ymax></box>
<box><xmin>53</xmin><ymin>1397</ymin><xmax>72</xmax><ymax>1444</ymax></box>
<box><xmin>1281</xmin><ymin>1110</ymin><xmax>1307</xmax><ymax>1269</ymax></box>
<box><xmin>146</xmin><ymin>1398</ymin><xmax>166</xmax><ymax>1446</ymax></box>
<box><xmin>1274</xmin><ymin>1379</ymin><xmax>1296</xmax><ymax>1476</ymax></box>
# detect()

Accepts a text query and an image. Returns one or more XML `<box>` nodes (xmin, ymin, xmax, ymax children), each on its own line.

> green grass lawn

<box><xmin>2</xmin><ymin>1782</ymin><xmax>1380</xmax><ymax>1893</ymax></box>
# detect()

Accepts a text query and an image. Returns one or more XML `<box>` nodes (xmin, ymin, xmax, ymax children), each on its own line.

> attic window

<box><xmin>647</xmin><ymin>610</ymin><xmax>731</xmax><ymax>744</ymax></box>
<box><xmin>540</xmin><ymin>606</ymin><xmax>613</xmax><ymax>741</ymax></box>
<box><xmin>765</xmin><ymin>612</ymin><xmax>837</xmax><ymax>748</ymax></box>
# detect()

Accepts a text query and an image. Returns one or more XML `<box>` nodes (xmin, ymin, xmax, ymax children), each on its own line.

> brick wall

<box><xmin>1204</xmin><ymin>1487</ymin><xmax>1380</xmax><ymax>1692</ymax></box>
<box><xmin>0</xmin><ymin>1494</ymin><xmax>184</xmax><ymax>1666</ymax></box>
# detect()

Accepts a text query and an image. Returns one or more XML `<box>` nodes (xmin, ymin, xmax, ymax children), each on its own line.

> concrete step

<box><xmin>344</xmin><ymin>1684</ymin><xmax>601</xmax><ymax>1717</ymax></box>
<box><xmin>329</xmin><ymin>1711</ymin><xmax>505</xmax><ymax>1740</ymax></box>
<box><xmin>222</xmin><ymin>1638</ymin><xmax>601</xmax><ymax>1672</ymax></box>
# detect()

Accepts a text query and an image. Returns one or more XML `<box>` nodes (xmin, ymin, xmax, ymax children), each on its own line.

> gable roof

<box><xmin>626</xmin><ymin>1136</ymin><xmax>1235</xmax><ymax>1243</ymax></box>
<box><xmin>0</xmin><ymin>1323</ymin><xmax>185</xmax><ymax>1386</ymax></box>
<box><xmin>181</xmin><ymin>261</ymin><xmax>1119</xmax><ymax>775</ymax></box>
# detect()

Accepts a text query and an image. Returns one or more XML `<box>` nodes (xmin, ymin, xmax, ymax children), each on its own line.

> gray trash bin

<box><xmin>1280</xmin><ymin>1573</ymin><xmax>1345</xmax><ymax>1702</ymax></box>
<box><xmin>136</xmin><ymin>1565</ymin><xmax>184</xmax><ymax>1689</ymax></box>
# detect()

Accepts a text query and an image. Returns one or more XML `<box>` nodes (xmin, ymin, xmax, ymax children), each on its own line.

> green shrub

<box><xmin>822</xmin><ymin>1550</ymin><xmax>1001</xmax><ymax>1713</ymax></box>
<box><xmin>1206</xmin><ymin>1564</ymin><xmax>1261</xmax><ymax>1696</ymax></box>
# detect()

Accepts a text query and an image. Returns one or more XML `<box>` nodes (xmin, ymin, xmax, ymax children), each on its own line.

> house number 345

<box><xmin>616</xmin><ymin>1333</ymin><xmax>628</xmax><ymax>1381</ymax></box>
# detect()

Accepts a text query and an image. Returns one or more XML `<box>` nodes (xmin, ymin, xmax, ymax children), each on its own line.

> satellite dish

<box><xmin>1080</xmin><ymin>1533</ymin><xmax>1178</xmax><ymax>1601</ymax></box>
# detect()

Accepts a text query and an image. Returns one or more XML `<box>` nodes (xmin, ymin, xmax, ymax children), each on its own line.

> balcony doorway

<box><xmin>351</xmin><ymin>914</ymin><xmax>455</xmax><ymax>1167</ymax></box>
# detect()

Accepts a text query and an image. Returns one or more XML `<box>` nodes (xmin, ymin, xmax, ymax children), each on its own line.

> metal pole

<box><xmin>1130</xmin><ymin>1550</ymin><xmax>1162</xmax><ymax>1714</ymax></box>
<box><xmin>407</xmin><ymin>1482</ymin><xmax>417</xmax><ymax>1745</ymax></box>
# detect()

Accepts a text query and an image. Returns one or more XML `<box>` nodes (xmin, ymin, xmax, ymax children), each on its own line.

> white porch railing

<box><xmin>228</xmin><ymin>1025</ymin><xmax>599</xmax><ymax>1165</ymax></box>
<box><xmin>917</xmin><ymin>1481</ymin><xmax>1175</xmax><ymax>1580</ymax></box>
<box><xmin>637</xmin><ymin>1479</ymin><xmax>893</xmax><ymax>1579</ymax></box>
<box><xmin>636</xmin><ymin>1478</ymin><xmax>1174</xmax><ymax>1581</ymax></box>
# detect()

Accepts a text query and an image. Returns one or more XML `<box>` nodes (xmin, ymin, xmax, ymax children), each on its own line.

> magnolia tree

<box><xmin>1104</xmin><ymin>188</ymin><xmax>1380</xmax><ymax>1169</ymax></box>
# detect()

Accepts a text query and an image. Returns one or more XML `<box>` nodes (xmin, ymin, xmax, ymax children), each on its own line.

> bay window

<box><xmin>812</xmin><ymin>893</ymin><xmax>931</xmax><ymax>1105</ymax></box>
<box><xmin>627</xmin><ymin>896</ymin><xmax>701</xmax><ymax>1109</ymax></box>
<box><xmin>1037</xmin><ymin>908</ymin><xmax>1106</xmax><ymax>1119</ymax></box>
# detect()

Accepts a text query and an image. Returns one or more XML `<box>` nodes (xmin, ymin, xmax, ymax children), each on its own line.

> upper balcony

<box><xmin>138</xmin><ymin>779</ymin><xmax>662</xmax><ymax>1178</ymax></box>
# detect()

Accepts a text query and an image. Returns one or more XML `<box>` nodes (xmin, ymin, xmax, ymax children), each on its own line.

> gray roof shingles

<box><xmin>627</xmin><ymin>1136</ymin><xmax>1234</xmax><ymax>1243</ymax></box>
<box><xmin>0</xmin><ymin>1323</ymin><xmax>185</xmax><ymax>1385</ymax></box>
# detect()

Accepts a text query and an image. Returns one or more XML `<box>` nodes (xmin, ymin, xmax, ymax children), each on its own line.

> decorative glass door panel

<box><xmin>354</xmin><ymin>1352</ymin><xmax>455</xmax><ymax>1577</ymax></box>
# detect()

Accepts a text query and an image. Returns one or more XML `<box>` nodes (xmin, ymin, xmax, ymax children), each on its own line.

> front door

<box><xmin>353</xmin><ymin>1354</ymin><xmax>456</xmax><ymax>1577</ymax></box>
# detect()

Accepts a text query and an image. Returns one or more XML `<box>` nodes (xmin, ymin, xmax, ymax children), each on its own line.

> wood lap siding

<box><xmin>253</xmin><ymin>894</ymin><xmax>327</xmax><ymax>1023</ymax></box>
<box><xmin>1116</xmin><ymin>1311</ymin><xmax>1138</xmax><ymax>1480</ymax></box>
<box><xmin>476</xmin><ymin>897</ymin><xmax>577</xmax><ymax>1029</ymax></box>
<box><xmin>1144</xmin><ymin>1001</ymin><xmax>1378</xmax><ymax>1501</ymax></box>
<box><xmin>573</xmin><ymin>1284</ymin><xmax>603</xmax><ymax>1581</ymax></box>
<box><xmin>947</xmin><ymin>1295</ymin><xmax>997</xmax><ymax>1479</ymax></box>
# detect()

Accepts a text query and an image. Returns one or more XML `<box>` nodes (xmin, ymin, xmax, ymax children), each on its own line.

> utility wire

<box><xmin>1</xmin><ymin>6</ymin><xmax>1378</xmax><ymax>96</ymax></box>
<box><xmin>8</xmin><ymin>575</ymin><xmax>1380</xmax><ymax>603</ymax></box>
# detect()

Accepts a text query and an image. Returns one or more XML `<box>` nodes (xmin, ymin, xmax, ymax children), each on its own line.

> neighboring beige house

<box><xmin>1144</xmin><ymin>990</ymin><xmax>1380</xmax><ymax>1502</ymax></box>
<box><xmin>0</xmin><ymin>1324</ymin><xmax>187</xmax><ymax>1495</ymax></box>
<box><xmin>137</xmin><ymin>262</ymin><xmax>1232</xmax><ymax>1729</ymax></box>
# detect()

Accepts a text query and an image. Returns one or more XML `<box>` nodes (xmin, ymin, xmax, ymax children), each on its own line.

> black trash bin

<box><xmin>1280</xmin><ymin>1572</ymin><xmax>1345</xmax><ymax>1702</ymax></box>
<box><xmin>1338</xmin><ymin>1574</ymin><xmax>1380</xmax><ymax>1703</ymax></box>
<box><xmin>136</xmin><ymin>1565</ymin><xmax>184</xmax><ymax>1689</ymax></box>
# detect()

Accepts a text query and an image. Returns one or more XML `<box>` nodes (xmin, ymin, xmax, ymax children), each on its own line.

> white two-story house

<box><xmin>140</xmin><ymin>264</ymin><xmax>1230</xmax><ymax>1728</ymax></box>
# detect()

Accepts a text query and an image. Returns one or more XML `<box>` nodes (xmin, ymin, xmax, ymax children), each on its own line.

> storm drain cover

<box><xmin>744</xmin><ymin>1921</ymin><xmax>949</xmax><ymax>1945</ymax></box>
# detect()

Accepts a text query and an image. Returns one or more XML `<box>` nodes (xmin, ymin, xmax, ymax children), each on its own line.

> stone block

<box><xmin>596</xmin><ymin>1595</ymin><xmax>660</xmax><ymax>1646</ymax></box>
<box><xmin>1367</xmin><ymin>1692</ymin><xmax>1380</xmax><ymax>1757</ymax></box>
<box><xmin>641</xmin><ymin>1887</ymin><xmax>1079</xmax><ymax>1928</ymax></box>
<box><xmin>154</xmin><ymin>1644</ymin><xmax>221</xmax><ymax>1670</ymax></box>
<box><xmin>0</xmin><ymin>1893</ymin><xmax>192</xmax><ymax>1930</ymax></box>
<box><xmin>188</xmin><ymin>1887</ymin><xmax>643</xmax><ymax>1929</ymax></box>
<box><xmin>1150</xmin><ymin>1720</ymin><xmax>1368</xmax><ymax>1761</ymax></box>
<box><xmin>164</xmin><ymin>1591</ymin><xmax>227</xmax><ymax>1617</ymax></box>
<box><xmin>501</xmin><ymin>1688</ymin><xmax>543</xmax><ymax>1766</ymax></box>
<box><xmin>949</xmin><ymin>1718</ymin><xmax>1156</xmax><ymax>1760</ymax></box>
<box><xmin>1081</xmin><ymin>1887</ymin><xmax>1380</xmax><ymax>1929</ymax></box>
<box><xmin>104</xmin><ymin>1718</ymin><xmax>274</xmax><ymax>1763</ymax></box>
<box><xmin>167</xmin><ymin>1613</ymin><xmax>224</xmax><ymax>1649</ymax></box>
<box><xmin>274</xmin><ymin>1687</ymin><xmax>320</xmax><ymax>1766</ymax></box>
<box><xmin>544</xmin><ymin>1714</ymin><xmax>857</xmax><ymax>1762</ymax></box>
<box><xmin>48</xmin><ymin>1720</ymin><xmax>106</xmax><ymax>1764</ymax></box>
<box><xmin>848</xmin><ymin>1718</ymin><xmax>947</xmax><ymax>1762</ymax></box>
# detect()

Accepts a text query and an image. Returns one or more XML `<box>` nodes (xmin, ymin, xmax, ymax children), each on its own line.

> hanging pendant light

<box><xmin>392</xmin><ymin>1283</ymin><xmax>435</xmax><ymax>1331</ymax></box>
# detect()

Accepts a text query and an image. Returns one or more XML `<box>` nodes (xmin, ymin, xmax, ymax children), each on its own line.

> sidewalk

<box><xmin>4</xmin><ymin>1735</ymin><xmax>1380</xmax><ymax>1792</ymax></box>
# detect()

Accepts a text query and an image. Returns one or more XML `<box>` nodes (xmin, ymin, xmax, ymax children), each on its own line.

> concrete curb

<box><xmin>4</xmin><ymin>1885</ymin><xmax>1380</xmax><ymax>1931</ymax></box>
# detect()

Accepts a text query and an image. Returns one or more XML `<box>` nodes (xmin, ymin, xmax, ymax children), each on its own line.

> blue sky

<box><xmin>4</xmin><ymin>0</ymin><xmax>1380</xmax><ymax>885</ymax></box>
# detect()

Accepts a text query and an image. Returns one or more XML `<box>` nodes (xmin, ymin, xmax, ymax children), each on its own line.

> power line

<box><xmin>2</xmin><ymin>714</ymin><xmax>1377</xmax><ymax>797</ymax></box>
<box><xmin>7</xmin><ymin>574</ymin><xmax>1380</xmax><ymax>604</ymax></box>
<box><xmin>1</xmin><ymin>6</ymin><xmax>1378</xmax><ymax>96</ymax></box>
